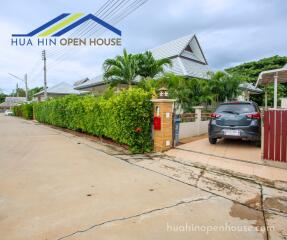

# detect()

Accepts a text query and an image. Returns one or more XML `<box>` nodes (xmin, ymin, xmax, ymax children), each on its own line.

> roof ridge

<box><xmin>149</xmin><ymin>33</ymin><xmax>194</xmax><ymax>52</ymax></box>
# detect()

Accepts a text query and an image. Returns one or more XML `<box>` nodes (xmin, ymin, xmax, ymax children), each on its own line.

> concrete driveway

<box><xmin>0</xmin><ymin>114</ymin><xmax>287</xmax><ymax>240</ymax></box>
<box><xmin>167</xmin><ymin>137</ymin><xmax>287</xmax><ymax>183</ymax></box>
<box><xmin>178</xmin><ymin>138</ymin><xmax>262</xmax><ymax>163</ymax></box>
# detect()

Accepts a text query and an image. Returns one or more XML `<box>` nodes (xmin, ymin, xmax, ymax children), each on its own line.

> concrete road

<box><xmin>0</xmin><ymin>114</ymin><xmax>286</xmax><ymax>240</ymax></box>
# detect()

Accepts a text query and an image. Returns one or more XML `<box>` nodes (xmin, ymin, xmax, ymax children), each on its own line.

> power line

<box><xmin>27</xmin><ymin>0</ymin><xmax>148</xmax><ymax>83</ymax></box>
<box><xmin>47</xmin><ymin>0</ymin><xmax>120</xmax><ymax>57</ymax></box>
<box><xmin>48</xmin><ymin>0</ymin><xmax>147</xmax><ymax>68</ymax></box>
<box><xmin>47</xmin><ymin>0</ymin><xmax>143</xmax><ymax>59</ymax></box>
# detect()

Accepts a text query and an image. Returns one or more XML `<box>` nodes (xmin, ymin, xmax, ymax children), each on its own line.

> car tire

<box><xmin>209</xmin><ymin>137</ymin><xmax>217</xmax><ymax>144</ymax></box>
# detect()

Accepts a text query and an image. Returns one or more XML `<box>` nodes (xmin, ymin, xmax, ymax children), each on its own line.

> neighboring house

<box><xmin>74</xmin><ymin>34</ymin><xmax>211</xmax><ymax>93</ymax></box>
<box><xmin>237</xmin><ymin>82</ymin><xmax>263</xmax><ymax>101</ymax></box>
<box><xmin>0</xmin><ymin>97</ymin><xmax>26</xmax><ymax>111</ymax></box>
<box><xmin>74</xmin><ymin>75</ymin><xmax>133</xmax><ymax>94</ymax></box>
<box><xmin>34</xmin><ymin>82</ymin><xmax>83</xmax><ymax>102</ymax></box>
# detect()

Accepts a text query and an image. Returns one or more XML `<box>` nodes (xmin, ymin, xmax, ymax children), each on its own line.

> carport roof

<box><xmin>256</xmin><ymin>64</ymin><xmax>287</xmax><ymax>85</ymax></box>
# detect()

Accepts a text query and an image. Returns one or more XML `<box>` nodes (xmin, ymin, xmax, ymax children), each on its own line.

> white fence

<box><xmin>178</xmin><ymin>106</ymin><xmax>209</xmax><ymax>140</ymax></box>
<box><xmin>179</xmin><ymin>121</ymin><xmax>209</xmax><ymax>139</ymax></box>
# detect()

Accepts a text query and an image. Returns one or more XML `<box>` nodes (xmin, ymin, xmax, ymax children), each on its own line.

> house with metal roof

<box><xmin>34</xmin><ymin>82</ymin><xmax>83</xmax><ymax>102</ymax></box>
<box><xmin>0</xmin><ymin>97</ymin><xmax>26</xmax><ymax>111</ymax></box>
<box><xmin>74</xmin><ymin>34</ymin><xmax>211</xmax><ymax>93</ymax></box>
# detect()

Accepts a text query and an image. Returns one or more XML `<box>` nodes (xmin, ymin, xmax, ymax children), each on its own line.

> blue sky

<box><xmin>0</xmin><ymin>0</ymin><xmax>286</xmax><ymax>93</ymax></box>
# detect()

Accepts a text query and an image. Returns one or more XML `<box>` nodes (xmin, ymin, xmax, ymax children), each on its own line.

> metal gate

<box><xmin>263</xmin><ymin>110</ymin><xmax>287</xmax><ymax>162</ymax></box>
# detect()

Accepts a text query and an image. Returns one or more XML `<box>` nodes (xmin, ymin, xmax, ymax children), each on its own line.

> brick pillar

<box><xmin>151</xmin><ymin>99</ymin><xmax>176</xmax><ymax>152</ymax></box>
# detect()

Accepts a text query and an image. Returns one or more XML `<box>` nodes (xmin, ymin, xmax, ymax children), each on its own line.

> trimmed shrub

<box><xmin>33</xmin><ymin>88</ymin><xmax>153</xmax><ymax>153</ymax></box>
<box><xmin>13</xmin><ymin>103</ymin><xmax>34</xmax><ymax>120</ymax></box>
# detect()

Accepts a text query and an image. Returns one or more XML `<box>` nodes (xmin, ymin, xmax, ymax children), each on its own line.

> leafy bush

<box><xmin>33</xmin><ymin>88</ymin><xmax>153</xmax><ymax>153</ymax></box>
<box><xmin>13</xmin><ymin>103</ymin><xmax>34</xmax><ymax>120</ymax></box>
<box><xmin>225</xmin><ymin>55</ymin><xmax>287</xmax><ymax>106</ymax></box>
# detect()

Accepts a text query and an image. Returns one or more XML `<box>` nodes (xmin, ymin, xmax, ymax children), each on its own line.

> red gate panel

<box><xmin>264</xmin><ymin>109</ymin><xmax>287</xmax><ymax>163</ymax></box>
<box><xmin>275</xmin><ymin>111</ymin><xmax>281</xmax><ymax>161</ymax></box>
<box><xmin>263</xmin><ymin>111</ymin><xmax>269</xmax><ymax>160</ymax></box>
<box><xmin>269</xmin><ymin>110</ymin><xmax>275</xmax><ymax>160</ymax></box>
<box><xmin>282</xmin><ymin>111</ymin><xmax>287</xmax><ymax>162</ymax></box>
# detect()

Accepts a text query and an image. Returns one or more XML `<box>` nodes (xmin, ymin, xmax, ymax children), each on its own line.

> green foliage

<box><xmin>265</xmin><ymin>84</ymin><xmax>286</xmax><ymax>108</ymax></box>
<box><xmin>103</xmin><ymin>49</ymin><xmax>172</xmax><ymax>87</ymax></box>
<box><xmin>28</xmin><ymin>87</ymin><xmax>44</xmax><ymax>101</ymax></box>
<box><xmin>226</xmin><ymin>55</ymin><xmax>287</xmax><ymax>81</ymax></box>
<box><xmin>208</xmin><ymin>71</ymin><xmax>244</xmax><ymax>103</ymax></box>
<box><xmin>135</xmin><ymin>51</ymin><xmax>172</xmax><ymax>78</ymax></box>
<box><xmin>225</xmin><ymin>55</ymin><xmax>287</xmax><ymax>105</ymax></box>
<box><xmin>137</xmin><ymin>72</ymin><xmax>242</xmax><ymax>112</ymax></box>
<box><xmin>15</xmin><ymin>88</ymin><xmax>26</xmax><ymax>97</ymax></box>
<box><xmin>103</xmin><ymin>49</ymin><xmax>137</xmax><ymax>87</ymax></box>
<box><xmin>0</xmin><ymin>89</ymin><xmax>6</xmax><ymax>103</ymax></box>
<box><xmin>33</xmin><ymin>89</ymin><xmax>153</xmax><ymax>153</ymax></box>
<box><xmin>13</xmin><ymin>103</ymin><xmax>34</xmax><ymax>120</ymax></box>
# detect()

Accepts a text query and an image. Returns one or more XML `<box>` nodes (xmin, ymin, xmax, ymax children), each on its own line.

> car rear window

<box><xmin>216</xmin><ymin>103</ymin><xmax>256</xmax><ymax>114</ymax></box>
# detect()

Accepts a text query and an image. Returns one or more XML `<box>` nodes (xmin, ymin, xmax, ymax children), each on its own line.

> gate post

<box><xmin>151</xmin><ymin>95</ymin><xmax>176</xmax><ymax>152</ymax></box>
<box><xmin>193</xmin><ymin>106</ymin><xmax>203</xmax><ymax>135</ymax></box>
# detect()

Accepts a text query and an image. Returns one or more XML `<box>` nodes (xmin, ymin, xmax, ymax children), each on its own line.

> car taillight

<box><xmin>210</xmin><ymin>113</ymin><xmax>221</xmax><ymax>119</ymax></box>
<box><xmin>246</xmin><ymin>112</ymin><xmax>261</xmax><ymax>119</ymax></box>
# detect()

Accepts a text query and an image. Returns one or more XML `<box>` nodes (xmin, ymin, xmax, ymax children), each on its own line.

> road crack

<box><xmin>56</xmin><ymin>195</ymin><xmax>216</xmax><ymax>240</ymax></box>
<box><xmin>260</xmin><ymin>184</ymin><xmax>269</xmax><ymax>240</ymax></box>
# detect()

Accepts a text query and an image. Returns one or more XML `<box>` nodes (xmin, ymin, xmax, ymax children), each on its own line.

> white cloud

<box><xmin>1</xmin><ymin>0</ymin><xmax>286</xmax><ymax>93</ymax></box>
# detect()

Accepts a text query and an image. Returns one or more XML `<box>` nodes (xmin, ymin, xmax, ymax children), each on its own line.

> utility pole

<box><xmin>42</xmin><ymin>50</ymin><xmax>48</xmax><ymax>100</ymax></box>
<box><xmin>24</xmin><ymin>74</ymin><xmax>28</xmax><ymax>101</ymax></box>
<box><xmin>8</xmin><ymin>73</ymin><xmax>29</xmax><ymax>101</ymax></box>
<box><xmin>16</xmin><ymin>83</ymin><xmax>19</xmax><ymax>97</ymax></box>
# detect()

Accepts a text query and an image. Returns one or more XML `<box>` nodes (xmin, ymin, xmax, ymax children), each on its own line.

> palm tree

<box><xmin>103</xmin><ymin>49</ymin><xmax>137</xmax><ymax>87</ymax></box>
<box><xmin>209</xmin><ymin>71</ymin><xmax>243</xmax><ymax>103</ymax></box>
<box><xmin>135</xmin><ymin>51</ymin><xmax>172</xmax><ymax>79</ymax></box>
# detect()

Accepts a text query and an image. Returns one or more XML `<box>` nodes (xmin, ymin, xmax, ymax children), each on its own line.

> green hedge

<box><xmin>13</xmin><ymin>103</ymin><xmax>34</xmax><ymax>120</ymax></box>
<box><xmin>33</xmin><ymin>88</ymin><xmax>153</xmax><ymax>153</ymax></box>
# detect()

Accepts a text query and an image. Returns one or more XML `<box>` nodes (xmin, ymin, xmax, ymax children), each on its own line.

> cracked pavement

<box><xmin>0</xmin><ymin>114</ymin><xmax>287</xmax><ymax>240</ymax></box>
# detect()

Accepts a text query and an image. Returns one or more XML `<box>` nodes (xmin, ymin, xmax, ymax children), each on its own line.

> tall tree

<box><xmin>15</xmin><ymin>88</ymin><xmax>26</xmax><ymax>97</ymax></box>
<box><xmin>0</xmin><ymin>89</ymin><xmax>6</xmax><ymax>103</ymax></box>
<box><xmin>209</xmin><ymin>71</ymin><xmax>243</xmax><ymax>103</ymax></box>
<box><xmin>225</xmin><ymin>55</ymin><xmax>287</xmax><ymax>105</ymax></box>
<box><xmin>135</xmin><ymin>51</ymin><xmax>172</xmax><ymax>78</ymax></box>
<box><xmin>103</xmin><ymin>49</ymin><xmax>137</xmax><ymax>87</ymax></box>
<box><xmin>28</xmin><ymin>87</ymin><xmax>44</xmax><ymax>101</ymax></box>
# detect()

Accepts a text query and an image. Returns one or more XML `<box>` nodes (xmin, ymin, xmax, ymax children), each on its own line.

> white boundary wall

<box><xmin>179</xmin><ymin>121</ymin><xmax>209</xmax><ymax>139</ymax></box>
<box><xmin>178</xmin><ymin>106</ymin><xmax>209</xmax><ymax>139</ymax></box>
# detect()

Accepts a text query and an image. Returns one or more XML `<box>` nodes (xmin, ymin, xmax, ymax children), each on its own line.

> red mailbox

<box><xmin>153</xmin><ymin>116</ymin><xmax>161</xmax><ymax>130</ymax></box>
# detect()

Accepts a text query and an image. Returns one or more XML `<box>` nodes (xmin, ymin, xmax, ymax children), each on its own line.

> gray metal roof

<box><xmin>239</xmin><ymin>82</ymin><xmax>263</xmax><ymax>94</ymax></box>
<box><xmin>73</xmin><ymin>77</ymin><xmax>89</xmax><ymax>87</ymax></box>
<box><xmin>34</xmin><ymin>82</ymin><xmax>82</xmax><ymax>96</ymax></box>
<box><xmin>74</xmin><ymin>75</ymin><xmax>104</xmax><ymax>90</ymax></box>
<box><xmin>4</xmin><ymin>97</ymin><xmax>26</xmax><ymax>103</ymax></box>
<box><xmin>0</xmin><ymin>97</ymin><xmax>26</xmax><ymax>108</ymax></box>
<box><xmin>150</xmin><ymin>34</ymin><xmax>207</xmax><ymax>64</ymax></box>
<box><xmin>74</xmin><ymin>34</ymin><xmax>211</xmax><ymax>90</ymax></box>
<box><xmin>150</xmin><ymin>34</ymin><xmax>193</xmax><ymax>59</ymax></box>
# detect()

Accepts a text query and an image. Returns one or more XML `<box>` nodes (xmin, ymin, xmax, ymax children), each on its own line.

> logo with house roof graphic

<box><xmin>11</xmin><ymin>13</ymin><xmax>122</xmax><ymax>47</ymax></box>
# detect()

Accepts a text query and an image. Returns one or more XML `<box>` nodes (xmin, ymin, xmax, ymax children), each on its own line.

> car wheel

<box><xmin>255</xmin><ymin>140</ymin><xmax>261</xmax><ymax>148</ymax></box>
<box><xmin>209</xmin><ymin>137</ymin><xmax>217</xmax><ymax>144</ymax></box>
